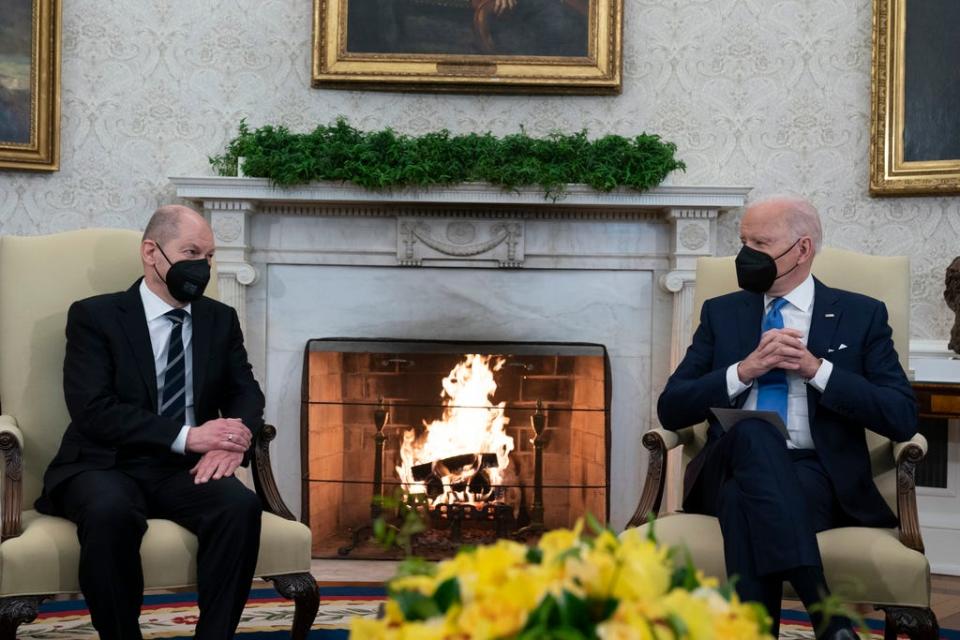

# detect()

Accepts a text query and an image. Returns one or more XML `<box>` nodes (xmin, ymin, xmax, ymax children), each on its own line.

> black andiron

<box><xmin>337</xmin><ymin>397</ymin><xmax>389</xmax><ymax>556</ymax></box>
<box><xmin>516</xmin><ymin>399</ymin><xmax>547</xmax><ymax>538</ymax></box>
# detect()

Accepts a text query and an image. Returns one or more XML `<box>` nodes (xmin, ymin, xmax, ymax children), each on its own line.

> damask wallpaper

<box><xmin>0</xmin><ymin>0</ymin><xmax>957</xmax><ymax>340</ymax></box>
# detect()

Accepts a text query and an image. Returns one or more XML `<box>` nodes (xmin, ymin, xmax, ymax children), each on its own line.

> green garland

<box><xmin>209</xmin><ymin>118</ymin><xmax>685</xmax><ymax>199</ymax></box>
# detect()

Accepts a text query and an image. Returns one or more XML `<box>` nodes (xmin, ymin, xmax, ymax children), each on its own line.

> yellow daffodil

<box><xmin>348</xmin><ymin>522</ymin><xmax>775</xmax><ymax>640</ymax></box>
<box><xmin>537</xmin><ymin>518</ymin><xmax>585</xmax><ymax>563</ymax></box>
<box><xmin>660</xmin><ymin>589</ymin><xmax>714</xmax><ymax>639</ymax></box>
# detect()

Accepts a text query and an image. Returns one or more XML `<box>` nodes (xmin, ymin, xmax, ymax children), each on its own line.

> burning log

<box><xmin>410</xmin><ymin>453</ymin><xmax>500</xmax><ymax>500</ymax></box>
<box><xmin>411</xmin><ymin>452</ymin><xmax>499</xmax><ymax>481</ymax></box>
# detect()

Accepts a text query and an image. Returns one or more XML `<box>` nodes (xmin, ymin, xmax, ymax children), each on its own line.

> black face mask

<box><xmin>735</xmin><ymin>238</ymin><xmax>801</xmax><ymax>294</ymax></box>
<box><xmin>154</xmin><ymin>244</ymin><xmax>210</xmax><ymax>303</ymax></box>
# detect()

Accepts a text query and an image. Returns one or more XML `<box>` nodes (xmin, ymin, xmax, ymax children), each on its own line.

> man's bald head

<box><xmin>743</xmin><ymin>195</ymin><xmax>822</xmax><ymax>254</ymax></box>
<box><xmin>142</xmin><ymin>205</ymin><xmax>206</xmax><ymax>247</ymax></box>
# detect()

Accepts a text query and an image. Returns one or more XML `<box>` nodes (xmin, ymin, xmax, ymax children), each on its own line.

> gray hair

<box><xmin>142</xmin><ymin>205</ymin><xmax>188</xmax><ymax>246</ymax></box>
<box><xmin>749</xmin><ymin>194</ymin><xmax>823</xmax><ymax>253</ymax></box>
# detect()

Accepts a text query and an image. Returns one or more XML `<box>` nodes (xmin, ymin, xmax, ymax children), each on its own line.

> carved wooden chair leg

<box><xmin>881</xmin><ymin>605</ymin><xmax>939</xmax><ymax>640</ymax></box>
<box><xmin>0</xmin><ymin>595</ymin><xmax>49</xmax><ymax>640</ymax></box>
<box><xmin>267</xmin><ymin>573</ymin><xmax>320</xmax><ymax>640</ymax></box>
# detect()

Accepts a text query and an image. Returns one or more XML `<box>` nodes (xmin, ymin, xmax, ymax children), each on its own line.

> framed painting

<box><xmin>0</xmin><ymin>0</ymin><xmax>61</xmax><ymax>171</ymax></box>
<box><xmin>312</xmin><ymin>0</ymin><xmax>622</xmax><ymax>94</ymax></box>
<box><xmin>870</xmin><ymin>0</ymin><xmax>960</xmax><ymax>195</ymax></box>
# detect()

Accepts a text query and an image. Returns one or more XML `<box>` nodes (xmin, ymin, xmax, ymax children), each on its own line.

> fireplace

<box><xmin>171</xmin><ymin>177</ymin><xmax>750</xmax><ymax>528</ymax></box>
<box><xmin>302</xmin><ymin>339</ymin><xmax>609</xmax><ymax>558</ymax></box>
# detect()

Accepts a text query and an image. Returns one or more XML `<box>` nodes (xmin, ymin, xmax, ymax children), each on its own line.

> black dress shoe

<box><xmin>821</xmin><ymin>627</ymin><xmax>859</xmax><ymax>640</ymax></box>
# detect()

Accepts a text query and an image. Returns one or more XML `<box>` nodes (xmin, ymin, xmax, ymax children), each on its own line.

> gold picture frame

<box><xmin>0</xmin><ymin>0</ymin><xmax>61</xmax><ymax>172</ymax></box>
<box><xmin>312</xmin><ymin>0</ymin><xmax>622</xmax><ymax>94</ymax></box>
<box><xmin>870</xmin><ymin>0</ymin><xmax>960</xmax><ymax>195</ymax></box>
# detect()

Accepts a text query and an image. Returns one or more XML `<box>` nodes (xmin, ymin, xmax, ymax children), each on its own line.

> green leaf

<box><xmin>391</xmin><ymin>589</ymin><xmax>440</xmax><ymax>622</ymax></box>
<box><xmin>669</xmin><ymin>548</ymin><xmax>701</xmax><ymax>591</ymax></box>
<box><xmin>526</xmin><ymin>547</ymin><xmax>544</xmax><ymax>565</ymax></box>
<box><xmin>432</xmin><ymin>577</ymin><xmax>461</xmax><ymax>613</ymax></box>
<box><xmin>559</xmin><ymin>590</ymin><xmax>590</xmax><ymax>628</ymax></box>
<box><xmin>584</xmin><ymin>512</ymin><xmax>607</xmax><ymax>537</ymax></box>
<box><xmin>553</xmin><ymin>546</ymin><xmax>582</xmax><ymax>565</ymax></box>
<box><xmin>589</xmin><ymin>596</ymin><xmax>619</xmax><ymax>622</ymax></box>
<box><xmin>645</xmin><ymin>514</ymin><xmax>658</xmax><ymax>544</ymax></box>
<box><xmin>522</xmin><ymin>594</ymin><xmax>559</xmax><ymax>632</ymax></box>
<box><xmin>718</xmin><ymin>574</ymin><xmax>739</xmax><ymax>601</ymax></box>
<box><xmin>666</xmin><ymin>612</ymin><xmax>689</xmax><ymax>638</ymax></box>
<box><xmin>547</xmin><ymin>627</ymin><xmax>590</xmax><ymax>640</ymax></box>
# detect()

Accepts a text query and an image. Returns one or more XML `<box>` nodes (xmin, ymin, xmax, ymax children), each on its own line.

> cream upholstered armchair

<box><xmin>0</xmin><ymin>229</ymin><xmax>318</xmax><ymax>639</ymax></box>
<box><xmin>628</xmin><ymin>247</ymin><xmax>937</xmax><ymax>640</ymax></box>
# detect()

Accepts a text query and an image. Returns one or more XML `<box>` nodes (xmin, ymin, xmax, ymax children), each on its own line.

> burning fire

<box><xmin>396</xmin><ymin>354</ymin><xmax>515</xmax><ymax>506</ymax></box>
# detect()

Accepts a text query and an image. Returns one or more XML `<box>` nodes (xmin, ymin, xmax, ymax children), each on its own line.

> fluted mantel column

<box><xmin>660</xmin><ymin>208</ymin><xmax>719</xmax><ymax>369</ymax></box>
<box><xmin>659</xmin><ymin>208</ymin><xmax>720</xmax><ymax>513</ymax></box>
<box><xmin>203</xmin><ymin>200</ymin><xmax>258</xmax><ymax>330</ymax></box>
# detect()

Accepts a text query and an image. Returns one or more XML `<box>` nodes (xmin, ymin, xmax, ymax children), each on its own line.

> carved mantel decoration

<box><xmin>398</xmin><ymin>218</ymin><xmax>524</xmax><ymax>267</ymax></box>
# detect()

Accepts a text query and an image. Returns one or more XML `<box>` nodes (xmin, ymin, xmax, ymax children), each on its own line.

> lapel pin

<box><xmin>824</xmin><ymin>313</ymin><xmax>835</xmax><ymax>318</ymax></box>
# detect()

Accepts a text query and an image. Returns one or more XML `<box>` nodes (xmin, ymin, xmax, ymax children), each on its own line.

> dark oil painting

<box><xmin>346</xmin><ymin>0</ymin><xmax>589</xmax><ymax>57</ymax></box>
<box><xmin>902</xmin><ymin>0</ymin><xmax>960</xmax><ymax>162</ymax></box>
<box><xmin>0</xmin><ymin>0</ymin><xmax>33</xmax><ymax>145</ymax></box>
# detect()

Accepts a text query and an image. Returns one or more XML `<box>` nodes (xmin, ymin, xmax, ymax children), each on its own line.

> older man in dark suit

<box><xmin>658</xmin><ymin>195</ymin><xmax>917</xmax><ymax>640</ymax></box>
<box><xmin>36</xmin><ymin>205</ymin><xmax>265</xmax><ymax>640</ymax></box>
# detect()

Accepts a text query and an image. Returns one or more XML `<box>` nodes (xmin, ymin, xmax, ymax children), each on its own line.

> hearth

<box><xmin>302</xmin><ymin>339</ymin><xmax>609</xmax><ymax>558</ymax></box>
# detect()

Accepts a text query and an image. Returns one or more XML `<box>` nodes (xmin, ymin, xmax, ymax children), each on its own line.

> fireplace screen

<box><xmin>302</xmin><ymin>339</ymin><xmax>609</xmax><ymax>558</ymax></box>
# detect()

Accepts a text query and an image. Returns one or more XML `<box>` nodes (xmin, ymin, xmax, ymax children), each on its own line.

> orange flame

<box><xmin>396</xmin><ymin>354</ymin><xmax>514</xmax><ymax>505</ymax></box>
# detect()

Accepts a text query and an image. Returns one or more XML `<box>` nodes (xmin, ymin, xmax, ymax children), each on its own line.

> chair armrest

<box><xmin>0</xmin><ymin>415</ymin><xmax>24</xmax><ymax>541</ymax></box>
<box><xmin>251</xmin><ymin>424</ymin><xmax>296</xmax><ymax>521</ymax></box>
<box><xmin>645</xmin><ymin>427</ymin><xmax>684</xmax><ymax>451</ymax></box>
<box><xmin>626</xmin><ymin>428</ymin><xmax>683</xmax><ymax>528</ymax></box>
<box><xmin>893</xmin><ymin>432</ymin><xmax>928</xmax><ymax>553</ymax></box>
<box><xmin>894</xmin><ymin>433</ymin><xmax>927</xmax><ymax>463</ymax></box>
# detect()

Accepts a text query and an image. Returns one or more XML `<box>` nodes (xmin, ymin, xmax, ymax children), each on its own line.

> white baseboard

<box><xmin>931</xmin><ymin>563</ymin><xmax>960</xmax><ymax>576</ymax></box>
<box><xmin>920</xmin><ymin>525</ymin><xmax>960</xmax><ymax>576</ymax></box>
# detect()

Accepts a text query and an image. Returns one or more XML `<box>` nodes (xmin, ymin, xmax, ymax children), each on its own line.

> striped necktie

<box><xmin>159</xmin><ymin>308</ymin><xmax>187</xmax><ymax>422</ymax></box>
<box><xmin>756</xmin><ymin>297</ymin><xmax>789</xmax><ymax>424</ymax></box>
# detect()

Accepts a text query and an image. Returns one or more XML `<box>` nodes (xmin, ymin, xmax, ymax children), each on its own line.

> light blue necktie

<box><xmin>756</xmin><ymin>297</ymin><xmax>789</xmax><ymax>424</ymax></box>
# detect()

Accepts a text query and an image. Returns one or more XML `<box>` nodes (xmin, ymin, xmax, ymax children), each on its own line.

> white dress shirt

<box><xmin>139</xmin><ymin>280</ymin><xmax>194</xmax><ymax>454</ymax></box>
<box><xmin>724</xmin><ymin>274</ymin><xmax>833</xmax><ymax>450</ymax></box>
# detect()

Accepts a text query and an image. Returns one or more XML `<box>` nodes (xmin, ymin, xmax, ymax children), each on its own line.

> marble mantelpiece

<box><xmin>171</xmin><ymin>177</ymin><xmax>750</xmax><ymax>528</ymax></box>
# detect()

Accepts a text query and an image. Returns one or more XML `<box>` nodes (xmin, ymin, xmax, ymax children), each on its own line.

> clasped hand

<box><xmin>185</xmin><ymin>417</ymin><xmax>252</xmax><ymax>484</ymax></box>
<box><xmin>737</xmin><ymin>328</ymin><xmax>822</xmax><ymax>383</ymax></box>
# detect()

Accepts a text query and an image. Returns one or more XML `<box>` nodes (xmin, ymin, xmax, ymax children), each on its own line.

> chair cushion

<box><xmin>635</xmin><ymin>513</ymin><xmax>930</xmax><ymax>608</ymax></box>
<box><xmin>0</xmin><ymin>510</ymin><xmax>312</xmax><ymax>596</ymax></box>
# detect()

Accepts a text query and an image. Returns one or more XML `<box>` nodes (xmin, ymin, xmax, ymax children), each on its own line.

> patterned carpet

<box><xmin>20</xmin><ymin>585</ymin><xmax>956</xmax><ymax>639</ymax></box>
<box><xmin>23</xmin><ymin>585</ymin><xmax>381</xmax><ymax>639</ymax></box>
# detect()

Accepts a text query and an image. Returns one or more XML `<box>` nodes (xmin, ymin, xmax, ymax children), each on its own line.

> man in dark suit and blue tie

<box><xmin>36</xmin><ymin>205</ymin><xmax>265</xmax><ymax>640</ymax></box>
<box><xmin>658</xmin><ymin>195</ymin><xmax>918</xmax><ymax>640</ymax></box>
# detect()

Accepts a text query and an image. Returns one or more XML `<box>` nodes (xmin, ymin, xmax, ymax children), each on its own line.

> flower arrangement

<box><xmin>349</xmin><ymin>518</ymin><xmax>772</xmax><ymax>640</ymax></box>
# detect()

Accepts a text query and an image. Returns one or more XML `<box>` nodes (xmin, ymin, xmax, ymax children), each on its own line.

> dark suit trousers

<box><xmin>685</xmin><ymin>418</ymin><xmax>846</xmax><ymax>633</ymax></box>
<box><xmin>53</xmin><ymin>460</ymin><xmax>262</xmax><ymax>640</ymax></box>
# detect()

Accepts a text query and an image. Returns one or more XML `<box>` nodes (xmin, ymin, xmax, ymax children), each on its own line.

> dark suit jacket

<box><xmin>657</xmin><ymin>277</ymin><xmax>918</xmax><ymax>528</ymax></box>
<box><xmin>35</xmin><ymin>279</ymin><xmax>265</xmax><ymax>513</ymax></box>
